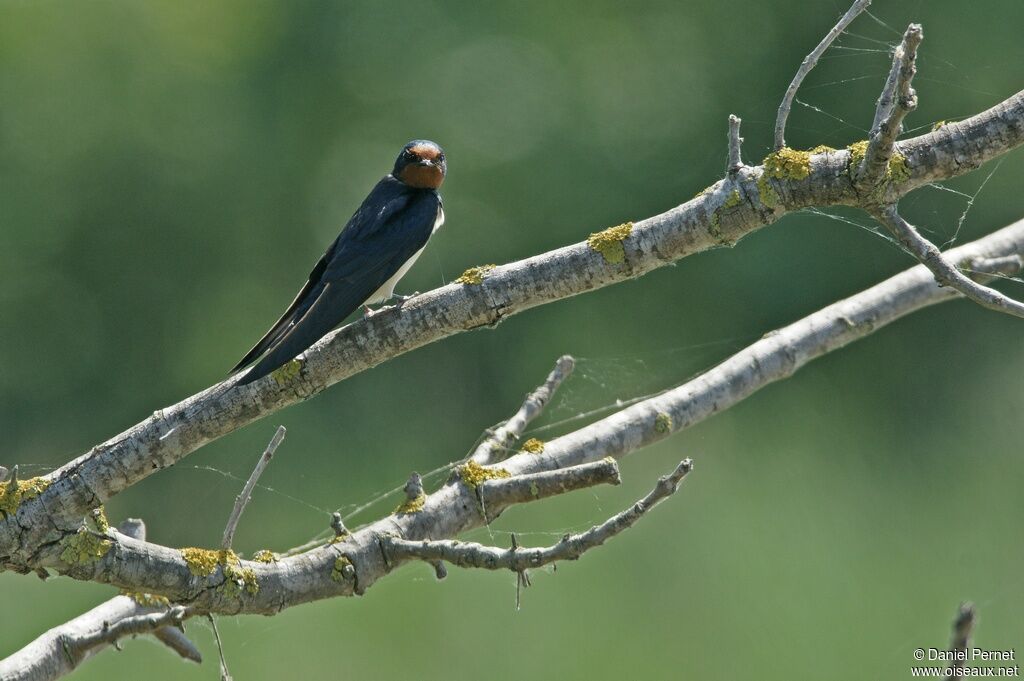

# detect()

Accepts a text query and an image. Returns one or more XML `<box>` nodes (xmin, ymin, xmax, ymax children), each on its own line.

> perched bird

<box><xmin>231</xmin><ymin>139</ymin><xmax>446</xmax><ymax>385</ymax></box>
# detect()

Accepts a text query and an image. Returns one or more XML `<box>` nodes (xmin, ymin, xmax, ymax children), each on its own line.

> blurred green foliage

<box><xmin>2</xmin><ymin>1</ymin><xmax>1023</xmax><ymax>679</ymax></box>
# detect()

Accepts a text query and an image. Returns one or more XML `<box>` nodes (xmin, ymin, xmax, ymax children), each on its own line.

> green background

<box><xmin>2</xmin><ymin>1</ymin><xmax>1022</xmax><ymax>678</ymax></box>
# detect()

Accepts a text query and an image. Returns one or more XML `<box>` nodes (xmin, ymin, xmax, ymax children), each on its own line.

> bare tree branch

<box><xmin>774</xmin><ymin>0</ymin><xmax>871</xmax><ymax>150</ymax></box>
<box><xmin>382</xmin><ymin>459</ymin><xmax>692</xmax><ymax>572</ymax></box>
<box><xmin>727</xmin><ymin>114</ymin><xmax>743</xmax><ymax>174</ymax></box>
<box><xmin>873</xmin><ymin>206</ymin><xmax>1024</xmax><ymax>318</ymax></box>
<box><xmin>471</xmin><ymin>355</ymin><xmax>574</xmax><ymax>464</ymax></box>
<box><xmin>945</xmin><ymin>602</ymin><xmax>977</xmax><ymax>680</ymax></box>
<box><xmin>221</xmin><ymin>426</ymin><xmax>286</xmax><ymax>551</ymax></box>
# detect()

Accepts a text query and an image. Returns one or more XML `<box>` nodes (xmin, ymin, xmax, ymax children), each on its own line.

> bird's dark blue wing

<box><xmin>235</xmin><ymin>177</ymin><xmax>439</xmax><ymax>385</ymax></box>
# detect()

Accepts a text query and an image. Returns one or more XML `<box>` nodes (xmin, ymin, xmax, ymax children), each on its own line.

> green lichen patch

<box><xmin>252</xmin><ymin>549</ymin><xmax>278</xmax><ymax>563</ymax></box>
<box><xmin>587</xmin><ymin>222</ymin><xmax>634</xmax><ymax>264</ymax></box>
<box><xmin>521</xmin><ymin>438</ymin><xmax>545</xmax><ymax>454</ymax></box>
<box><xmin>763</xmin><ymin>147</ymin><xmax>812</xmax><ymax>181</ymax></box>
<box><xmin>123</xmin><ymin>591</ymin><xmax>171</xmax><ymax>608</ymax></box>
<box><xmin>0</xmin><ymin>476</ymin><xmax>51</xmax><ymax>517</ymax></box>
<box><xmin>271</xmin><ymin>359</ymin><xmax>302</xmax><ymax>386</ymax></box>
<box><xmin>723</xmin><ymin>189</ymin><xmax>742</xmax><ymax>209</ymax></box>
<box><xmin>455</xmin><ymin>264</ymin><xmax>496</xmax><ymax>285</ymax></box>
<box><xmin>756</xmin><ymin>174</ymin><xmax>779</xmax><ymax>210</ymax></box>
<box><xmin>529</xmin><ymin>481</ymin><xmax>540</xmax><ymax>498</ymax></box>
<box><xmin>457</xmin><ymin>460</ymin><xmax>512</xmax><ymax>489</ymax></box>
<box><xmin>221</xmin><ymin>562</ymin><xmax>259</xmax><ymax>598</ymax></box>
<box><xmin>655</xmin><ymin>412</ymin><xmax>673</xmax><ymax>434</ymax></box>
<box><xmin>395</xmin><ymin>492</ymin><xmax>427</xmax><ymax>514</ymax></box>
<box><xmin>60</xmin><ymin>529</ymin><xmax>112</xmax><ymax>565</ymax></box>
<box><xmin>331</xmin><ymin>556</ymin><xmax>353</xmax><ymax>583</ymax></box>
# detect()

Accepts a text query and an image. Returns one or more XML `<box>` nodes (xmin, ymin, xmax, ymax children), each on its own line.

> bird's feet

<box><xmin>362</xmin><ymin>293</ymin><xmax>419</xmax><ymax>319</ymax></box>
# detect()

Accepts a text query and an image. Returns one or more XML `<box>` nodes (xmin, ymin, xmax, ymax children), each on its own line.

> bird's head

<box><xmin>393</xmin><ymin>140</ymin><xmax>446</xmax><ymax>189</ymax></box>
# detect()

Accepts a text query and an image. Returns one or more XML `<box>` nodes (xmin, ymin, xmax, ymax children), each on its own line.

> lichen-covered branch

<box><xmin>471</xmin><ymin>355</ymin><xmax>575</xmax><ymax>464</ymax></box>
<box><xmin>221</xmin><ymin>426</ymin><xmax>286</xmax><ymax>551</ymax></box>
<box><xmin>382</xmin><ymin>459</ymin><xmax>692</xmax><ymax>572</ymax></box>
<box><xmin>858</xmin><ymin>24</ymin><xmax>922</xmax><ymax>188</ymax></box>
<box><xmin>0</xmin><ymin>520</ymin><xmax>199</xmax><ymax>681</ymax></box>
<box><xmin>2</xmin><ymin>81</ymin><xmax>1021</xmax><ymax>567</ymax></box>
<box><xmin>1</xmin><ymin>216</ymin><xmax>1018</xmax><ymax>621</ymax></box>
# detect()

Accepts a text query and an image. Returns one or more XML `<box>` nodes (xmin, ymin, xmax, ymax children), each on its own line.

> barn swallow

<box><xmin>231</xmin><ymin>139</ymin><xmax>446</xmax><ymax>385</ymax></box>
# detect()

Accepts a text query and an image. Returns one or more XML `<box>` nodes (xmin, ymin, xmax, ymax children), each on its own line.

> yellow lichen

<box><xmin>723</xmin><ymin>189</ymin><xmax>742</xmax><ymax>209</ymax></box>
<box><xmin>221</xmin><ymin>562</ymin><xmax>259</xmax><ymax>597</ymax></box>
<box><xmin>847</xmin><ymin>139</ymin><xmax>911</xmax><ymax>187</ymax></box>
<box><xmin>847</xmin><ymin>140</ymin><xmax>869</xmax><ymax>172</ymax></box>
<box><xmin>180</xmin><ymin>548</ymin><xmax>258</xmax><ymax>596</ymax></box>
<box><xmin>271</xmin><ymin>359</ymin><xmax>302</xmax><ymax>386</ymax></box>
<box><xmin>889</xmin><ymin>150</ymin><xmax>911</xmax><ymax>183</ymax></box>
<box><xmin>0</xmin><ymin>476</ymin><xmax>51</xmax><ymax>517</ymax></box>
<box><xmin>60</xmin><ymin>529</ymin><xmax>112</xmax><ymax>565</ymax></box>
<box><xmin>252</xmin><ymin>549</ymin><xmax>277</xmax><ymax>563</ymax></box>
<box><xmin>587</xmin><ymin>222</ymin><xmax>634</xmax><ymax>264</ymax></box>
<box><xmin>92</xmin><ymin>506</ymin><xmax>110</xmax><ymax>533</ymax></box>
<box><xmin>180</xmin><ymin>547</ymin><xmax>235</xmax><ymax>577</ymax></box>
<box><xmin>123</xmin><ymin>591</ymin><xmax>171</xmax><ymax>608</ymax></box>
<box><xmin>395</xmin><ymin>492</ymin><xmax>427</xmax><ymax>514</ymax></box>
<box><xmin>655</xmin><ymin>412</ymin><xmax>673</xmax><ymax>434</ymax></box>
<box><xmin>708</xmin><ymin>211</ymin><xmax>722</xmax><ymax>240</ymax></box>
<box><xmin>809</xmin><ymin>145</ymin><xmax>836</xmax><ymax>154</ymax></box>
<box><xmin>932</xmin><ymin>120</ymin><xmax>946</xmax><ymax>131</ymax></box>
<box><xmin>763</xmin><ymin>147</ymin><xmax>812</xmax><ymax>181</ymax></box>
<box><xmin>331</xmin><ymin>556</ymin><xmax>353</xmax><ymax>583</ymax></box>
<box><xmin>521</xmin><ymin>438</ymin><xmax>545</xmax><ymax>454</ymax></box>
<box><xmin>756</xmin><ymin>174</ymin><xmax>779</xmax><ymax>210</ymax></box>
<box><xmin>455</xmin><ymin>264</ymin><xmax>496</xmax><ymax>285</ymax></box>
<box><xmin>457</xmin><ymin>460</ymin><xmax>511</xmax><ymax>489</ymax></box>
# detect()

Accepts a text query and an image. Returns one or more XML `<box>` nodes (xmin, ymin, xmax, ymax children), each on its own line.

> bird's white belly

<box><xmin>364</xmin><ymin>205</ymin><xmax>444</xmax><ymax>305</ymax></box>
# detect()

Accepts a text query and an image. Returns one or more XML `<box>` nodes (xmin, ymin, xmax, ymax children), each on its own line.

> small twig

<box><xmin>944</xmin><ymin>602</ymin><xmax>976</xmax><ymax>680</ymax></box>
<box><xmin>476</xmin><ymin>458</ymin><xmax>621</xmax><ymax>521</ymax></box>
<box><xmin>330</xmin><ymin>512</ymin><xmax>349</xmax><ymax>538</ymax></box>
<box><xmin>471</xmin><ymin>356</ymin><xmax>575</xmax><ymax>464</ymax></box>
<box><xmin>221</xmin><ymin>426</ymin><xmax>286</xmax><ymax>551</ymax></box>
<box><xmin>858</xmin><ymin>24</ymin><xmax>923</xmax><ymax>185</ymax></box>
<box><xmin>6</xmin><ymin>464</ymin><xmax>18</xmax><ymax>489</ymax></box>
<box><xmin>874</xmin><ymin>206</ymin><xmax>1024</xmax><ymax>318</ymax></box>
<box><xmin>774</xmin><ymin>0</ymin><xmax>871</xmax><ymax>149</ymax></box>
<box><xmin>0</xmin><ymin>466</ymin><xmax>8</xmax><ymax>483</ymax></box>
<box><xmin>208</xmin><ymin>615</ymin><xmax>233</xmax><ymax>681</ymax></box>
<box><xmin>384</xmin><ymin>459</ymin><xmax>692</xmax><ymax>573</ymax></box>
<box><xmin>727</xmin><ymin>114</ymin><xmax>743</xmax><ymax>174</ymax></box>
<box><xmin>70</xmin><ymin>607</ymin><xmax>187</xmax><ymax>659</ymax></box>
